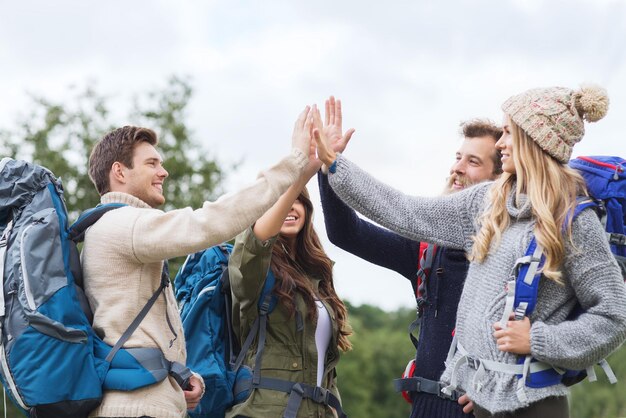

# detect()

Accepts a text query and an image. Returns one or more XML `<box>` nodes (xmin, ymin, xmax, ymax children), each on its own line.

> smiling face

<box><xmin>280</xmin><ymin>198</ymin><xmax>306</xmax><ymax>245</ymax></box>
<box><xmin>496</xmin><ymin>115</ymin><xmax>516</xmax><ymax>174</ymax></box>
<box><xmin>123</xmin><ymin>141</ymin><xmax>169</xmax><ymax>207</ymax></box>
<box><xmin>446</xmin><ymin>135</ymin><xmax>499</xmax><ymax>193</ymax></box>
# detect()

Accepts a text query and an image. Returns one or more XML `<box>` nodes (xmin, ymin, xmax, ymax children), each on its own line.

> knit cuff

<box><xmin>529</xmin><ymin>321</ymin><xmax>550</xmax><ymax>359</ymax></box>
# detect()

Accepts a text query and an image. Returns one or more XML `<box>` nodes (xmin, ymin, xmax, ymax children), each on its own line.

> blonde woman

<box><xmin>313</xmin><ymin>87</ymin><xmax>626</xmax><ymax>417</ymax></box>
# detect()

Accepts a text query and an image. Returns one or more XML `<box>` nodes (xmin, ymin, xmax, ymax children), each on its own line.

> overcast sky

<box><xmin>1</xmin><ymin>0</ymin><xmax>625</xmax><ymax>310</ymax></box>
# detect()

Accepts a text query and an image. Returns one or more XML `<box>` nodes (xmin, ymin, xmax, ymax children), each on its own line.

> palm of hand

<box><xmin>323</xmin><ymin>124</ymin><xmax>345</xmax><ymax>153</ymax></box>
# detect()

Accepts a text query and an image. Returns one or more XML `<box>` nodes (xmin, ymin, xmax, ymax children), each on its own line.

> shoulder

<box><xmin>565</xmin><ymin>206</ymin><xmax>614</xmax><ymax>266</ymax></box>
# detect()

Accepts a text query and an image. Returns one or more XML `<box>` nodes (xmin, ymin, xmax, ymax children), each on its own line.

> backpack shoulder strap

<box><xmin>415</xmin><ymin>243</ymin><xmax>436</xmax><ymax>300</ymax></box>
<box><xmin>510</xmin><ymin>199</ymin><xmax>597</xmax><ymax>321</ymax></box>
<box><xmin>407</xmin><ymin>243</ymin><xmax>436</xmax><ymax>349</ymax></box>
<box><xmin>105</xmin><ymin>261</ymin><xmax>172</xmax><ymax>363</ymax></box>
<box><xmin>68</xmin><ymin>203</ymin><xmax>128</xmax><ymax>242</ymax></box>
<box><xmin>230</xmin><ymin>269</ymin><xmax>278</xmax><ymax>373</ymax></box>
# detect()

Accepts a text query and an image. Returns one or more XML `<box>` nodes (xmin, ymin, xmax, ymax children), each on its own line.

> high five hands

<box><xmin>298</xmin><ymin>96</ymin><xmax>355</xmax><ymax>168</ymax></box>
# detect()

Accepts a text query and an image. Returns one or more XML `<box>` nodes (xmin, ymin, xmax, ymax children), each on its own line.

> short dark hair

<box><xmin>88</xmin><ymin>126</ymin><xmax>158</xmax><ymax>195</ymax></box>
<box><xmin>460</xmin><ymin>119</ymin><xmax>503</xmax><ymax>175</ymax></box>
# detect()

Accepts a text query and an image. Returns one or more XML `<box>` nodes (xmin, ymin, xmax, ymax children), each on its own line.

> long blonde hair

<box><xmin>469</xmin><ymin>120</ymin><xmax>588</xmax><ymax>282</ymax></box>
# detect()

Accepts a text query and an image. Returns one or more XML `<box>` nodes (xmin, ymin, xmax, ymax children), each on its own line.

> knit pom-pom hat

<box><xmin>501</xmin><ymin>84</ymin><xmax>609</xmax><ymax>163</ymax></box>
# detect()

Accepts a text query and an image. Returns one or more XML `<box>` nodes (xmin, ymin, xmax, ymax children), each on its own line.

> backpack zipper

<box><xmin>20</xmin><ymin>223</ymin><xmax>39</xmax><ymax>311</ymax></box>
<box><xmin>578</xmin><ymin>156</ymin><xmax>624</xmax><ymax>180</ymax></box>
<box><xmin>0</xmin><ymin>220</ymin><xmax>27</xmax><ymax>409</ymax></box>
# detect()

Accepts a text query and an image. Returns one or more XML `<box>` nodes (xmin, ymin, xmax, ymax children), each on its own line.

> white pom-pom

<box><xmin>574</xmin><ymin>84</ymin><xmax>609</xmax><ymax>122</ymax></box>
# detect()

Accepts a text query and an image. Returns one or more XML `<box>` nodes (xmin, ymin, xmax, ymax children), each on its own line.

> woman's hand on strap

<box><xmin>493</xmin><ymin>314</ymin><xmax>532</xmax><ymax>355</ymax></box>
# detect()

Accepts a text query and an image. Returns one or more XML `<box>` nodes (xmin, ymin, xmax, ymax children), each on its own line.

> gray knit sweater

<box><xmin>328</xmin><ymin>155</ymin><xmax>626</xmax><ymax>413</ymax></box>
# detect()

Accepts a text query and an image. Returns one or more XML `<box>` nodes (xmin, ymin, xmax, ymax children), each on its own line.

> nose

<box><xmin>495</xmin><ymin>136</ymin><xmax>505</xmax><ymax>150</ymax></box>
<box><xmin>159</xmin><ymin>166</ymin><xmax>169</xmax><ymax>178</ymax></box>
<box><xmin>451</xmin><ymin>159</ymin><xmax>465</xmax><ymax>174</ymax></box>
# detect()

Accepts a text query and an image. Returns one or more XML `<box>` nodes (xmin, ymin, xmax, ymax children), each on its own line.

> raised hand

<box><xmin>311</xmin><ymin>106</ymin><xmax>336</xmax><ymax>167</ymax></box>
<box><xmin>291</xmin><ymin>106</ymin><xmax>313</xmax><ymax>158</ymax></box>
<box><xmin>323</xmin><ymin>96</ymin><xmax>355</xmax><ymax>154</ymax></box>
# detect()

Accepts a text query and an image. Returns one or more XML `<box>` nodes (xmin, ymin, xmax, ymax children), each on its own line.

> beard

<box><xmin>443</xmin><ymin>173</ymin><xmax>473</xmax><ymax>195</ymax></box>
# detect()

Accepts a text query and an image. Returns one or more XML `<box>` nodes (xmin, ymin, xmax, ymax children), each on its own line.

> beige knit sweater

<box><xmin>82</xmin><ymin>149</ymin><xmax>308</xmax><ymax>418</ymax></box>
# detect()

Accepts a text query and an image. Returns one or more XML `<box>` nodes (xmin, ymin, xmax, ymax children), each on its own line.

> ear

<box><xmin>109</xmin><ymin>161</ymin><xmax>127</xmax><ymax>187</ymax></box>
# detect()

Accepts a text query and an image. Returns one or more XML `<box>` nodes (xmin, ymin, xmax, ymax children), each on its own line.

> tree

<box><xmin>0</xmin><ymin>76</ymin><xmax>225</xmax><ymax>221</ymax></box>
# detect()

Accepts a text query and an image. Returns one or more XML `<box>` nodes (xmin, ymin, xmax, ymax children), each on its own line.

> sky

<box><xmin>1</xmin><ymin>0</ymin><xmax>625</xmax><ymax>310</ymax></box>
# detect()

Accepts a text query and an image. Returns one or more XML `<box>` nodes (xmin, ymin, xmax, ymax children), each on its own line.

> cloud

<box><xmin>1</xmin><ymin>0</ymin><xmax>625</xmax><ymax>309</ymax></box>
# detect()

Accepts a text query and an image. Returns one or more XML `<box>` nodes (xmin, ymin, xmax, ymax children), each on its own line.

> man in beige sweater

<box><xmin>82</xmin><ymin>108</ymin><xmax>313</xmax><ymax>418</ymax></box>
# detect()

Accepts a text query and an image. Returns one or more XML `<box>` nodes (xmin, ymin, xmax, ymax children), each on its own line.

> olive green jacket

<box><xmin>226</xmin><ymin>227</ymin><xmax>342</xmax><ymax>418</ymax></box>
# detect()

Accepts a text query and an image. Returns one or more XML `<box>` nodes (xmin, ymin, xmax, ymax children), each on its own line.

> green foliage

<box><xmin>337</xmin><ymin>302</ymin><xmax>415</xmax><ymax>418</ymax></box>
<box><xmin>0</xmin><ymin>76</ymin><xmax>225</xmax><ymax>221</ymax></box>
<box><xmin>0</xmin><ymin>76</ymin><xmax>225</xmax><ymax>275</ymax></box>
<box><xmin>569</xmin><ymin>346</ymin><xmax>626</xmax><ymax>418</ymax></box>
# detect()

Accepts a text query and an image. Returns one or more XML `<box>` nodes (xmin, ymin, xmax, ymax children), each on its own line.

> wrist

<box><xmin>327</xmin><ymin>152</ymin><xmax>340</xmax><ymax>174</ymax></box>
<box><xmin>323</xmin><ymin>151</ymin><xmax>337</xmax><ymax>170</ymax></box>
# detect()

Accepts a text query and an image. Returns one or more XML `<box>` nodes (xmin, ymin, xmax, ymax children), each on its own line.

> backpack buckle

<box><xmin>465</xmin><ymin>355</ymin><xmax>481</xmax><ymax>370</ymax></box>
<box><xmin>438</xmin><ymin>382</ymin><xmax>461</xmax><ymax>401</ymax></box>
<box><xmin>311</xmin><ymin>386</ymin><xmax>330</xmax><ymax>405</ymax></box>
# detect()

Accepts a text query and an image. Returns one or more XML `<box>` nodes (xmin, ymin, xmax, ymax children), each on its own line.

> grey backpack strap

<box><xmin>105</xmin><ymin>263</ymin><xmax>171</xmax><ymax>363</ymax></box>
<box><xmin>169</xmin><ymin>361</ymin><xmax>193</xmax><ymax>390</ymax></box>
<box><xmin>0</xmin><ymin>220</ymin><xmax>13</xmax><ymax>318</ymax></box>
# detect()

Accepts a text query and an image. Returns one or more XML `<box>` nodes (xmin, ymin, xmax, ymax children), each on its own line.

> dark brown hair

<box><xmin>460</xmin><ymin>119</ymin><xmax>503</xmax><ymax>175</ymax></box>
<box><xmin>88</xmin><ymin>126</ymin><xmax>158</xmax><ymax>195</ymax></box>
<box><xmin>270</xmin><ymin>188</ymin><xmax>352</xmax><ymax>351</ymax></box>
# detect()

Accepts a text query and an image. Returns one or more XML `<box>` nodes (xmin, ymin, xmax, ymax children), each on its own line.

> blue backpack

<box><xmin>174</xmin><ymin>244</ymin><xmax>276</xmax><ymax>418</ymax></box>
<box><xmin>570</xmin><ymin>156</ymin><xmax>626</xmax><ymax>277</ymax></box>
<box><xmin>175</xmin><ymin>245</ymin><xmax>348</xmax><ymax>418</ymax></box>
<box><xmin>0</xmin><ymin>158</ymin><xmax>191</xmax><ymax>417</ymax></box>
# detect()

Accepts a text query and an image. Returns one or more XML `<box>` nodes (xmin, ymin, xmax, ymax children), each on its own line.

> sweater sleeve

<box><xmin>228</xmin><ymin>227</ymin><xmax>276</xmax><ymax>324</ymax></box>
<box><xmin>318</xmin><ymin>171</ymin><xmax>420</xmax><ymax>280</ymax></box>
<box><xmin>327</xmin><ymin>154</ymin><xmax>487</xmax><ymax>252</ymax></box>
<box><xmin>128</xmin><ymin>149</ymin><xmax>307</xmax><ymax>263</ymax></box>
<box><xmin>530</xmin><ymin>209</ymin><xmax>626</xmax><ymax>369</ymax></box>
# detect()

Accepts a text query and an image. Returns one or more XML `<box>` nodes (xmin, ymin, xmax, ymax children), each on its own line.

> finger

<box><xmin>493</xmin><ymin>329</ymin><xmax>507</xmax><ymax>339</ymax></box>
<box><xmin>463</xmin><ymin>401</ymin><xmax>474</xmax><ymax>414</ymax></box>
<box><xmin>342</xmin><ymin>128</ymin><xmax>355</xmax><ymax>145</ymax></box>
<box><xmin>457</xmin><ymin>394</ymin><xmax>468</xmax><ymax>405</ymax></box>
<box><xmin>329</xmin><ymin>95</ymin><xmax>336</xmax><ymax>125</ymax></box>
<box><xmin>295</xmin><ymin>106</ymin><xmax>311</xmax><ymax>130</ymax></box>
<box><xmin>325</xmin><ymin>99</ymin><xmax>330</xmax><ymax>126</ymax></box>
<box><xmin>493</xmin><ymin>321</ymin><xmax>503</xmax><ymax>331</ymax></box>
<box><xmin>313</xmin><ymin>106</ymin><xmax>324</xmax><ymax>128</ymax></box>
<box><xmin>336</xmin><ymin>98</ymin><xmax>342</xmax><ymax>127</ymax></box>
<box><xmin>304</xmin><ymin>108</ymin><xmax>314</xmax><ymax>130</ymax></box>
<box><xmin>313</xmin><ymin>128</ymin><xmax>330</xmax><ymax>156</ymax></box>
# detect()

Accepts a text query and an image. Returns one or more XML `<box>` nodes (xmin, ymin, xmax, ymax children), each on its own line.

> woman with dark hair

<box><xmin>314</xmin><ymin>86</ymin><xmax>626</xmax><ymax>417</ymax></box>
<box><xmin>226</xmin><ymin>151</ymin><xmax>351</xmax><ymax>418</ymax></box>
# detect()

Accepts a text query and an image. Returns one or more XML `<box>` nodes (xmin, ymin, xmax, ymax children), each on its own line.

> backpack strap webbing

<box><xmin>232</xmin><ymin>269</ymin><xmax>346</xmax><ymax>417</ymax></box>
<box><xmin>238</xmin><ymin>377</ymin><xmax>346</xmax><ymax>418</ymax></box>
<box><xmin>392</xmin><ymin>376</ymin><xmax>462</xmax><ymax>401</ymax></box>
<box><xmin>408</xmin><ymin>243</ymin><xmax>436</xmax><ymax>349</ymax></box>
<box><xmin>105</xmin><ymin>262</ymin><xmax>170</xmax><ymax>362</ymax></box>
<box><xmin>103</xmin><ymin>261</ymin><xmax>192</xmax><ymax>389</ymax></box>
